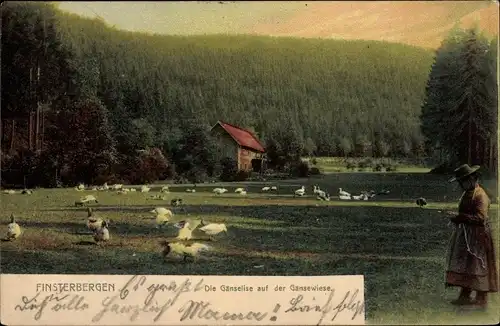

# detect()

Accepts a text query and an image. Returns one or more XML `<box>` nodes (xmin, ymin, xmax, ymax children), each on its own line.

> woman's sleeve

<box><xmin>453</xmin><ymin>191</ymin><xmax>489</xmax><ymax>225</ymax></box>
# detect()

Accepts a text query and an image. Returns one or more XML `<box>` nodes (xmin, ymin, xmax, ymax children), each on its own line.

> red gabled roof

<box><xmin>214</xmin><ymin>121</ymin><xmax>266</xmax><ymax>153</ymax></box>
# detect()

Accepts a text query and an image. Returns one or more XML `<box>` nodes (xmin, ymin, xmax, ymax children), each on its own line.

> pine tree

<box><xmin>420</xmin><ymin>25</ymin><xmax>496</xmax><ymax>174</ymax></box>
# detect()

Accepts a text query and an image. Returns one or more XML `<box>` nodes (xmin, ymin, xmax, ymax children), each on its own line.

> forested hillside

<box><xmin>54</xmin><ymin>5</ymin><xmax>434</xmax><ymax>157</ymax></box>
<box><xmin>1</xmin><ymin>2</ymin><xmax>496</xmax><ymax>187</ymax></box>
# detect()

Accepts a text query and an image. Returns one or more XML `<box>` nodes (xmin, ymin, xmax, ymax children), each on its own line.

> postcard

<box><xmin>1</xmin><ymin>1</ymin><xmax>498</xmax><ymax>325</ymax></box>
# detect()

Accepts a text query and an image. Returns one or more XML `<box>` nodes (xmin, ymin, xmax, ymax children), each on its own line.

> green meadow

<box><xmin>1</xmin><ymin>173</ymin><xmax>498</xmax><ymax>324</ymax></box>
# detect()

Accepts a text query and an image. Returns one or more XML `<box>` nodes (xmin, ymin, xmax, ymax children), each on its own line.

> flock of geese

<box><xmin>4</xmin><ymin>181</ymin><xmax>431</xmax><ymax>262</ymax></box>
<box><xmin>85</xmin><ymin>204</ymin><xmax>226</xmax><ymax>261</ymax></box>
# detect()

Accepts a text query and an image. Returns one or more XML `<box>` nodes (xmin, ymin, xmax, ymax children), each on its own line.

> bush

<box><xmin>358</xmin><ymin>158</ymin><xmax>372</xmax><ymax>169</ymax></box>
<box><xmin>346</xmin><ymin>160</ymin><xmax>356</xmax><ymax>170</ymax></box>
<box><xmin>234</xmin><ymin>170</ymin><xmax>251</xmax><ymax>181</ymax></box>
<box><xmin>289</xmin><ymin>161</ymin><xmax>310</xmax><ymax>178</ymax></box>
<box><xmin>310</xmin><ymin>167</ymin><xmax>321</xmax><ymax>175</ymax></box>
<box><xmin>219</xmin><ymin>157</ymin><xmax>238</xmax><ymax>182</ymax></box>
<box><xmin>174</xmin><ymin>176</ymin><xmax>189</xmax><ymax>184</ymax></box>
<box><xmin>118</xmin><ymin>148</ymin><xmax>169</xmax><ymax>184</ymax></box>
<box><xmin>373</xmin><ymin>164</ymin><xmax>383</xmax><ymax>172</ymax></box>
<box><xmin>311</xmin><ymin>158</ymin><xmax>318</xmax><ymax>165</ymax></box>
<box><xmin>385</xmin><ymin>163</ymin><xmax>398</xmax><ymax>172</ymax></box>
<box><xmin>186</xmin><ymin>167</ymin><xmax>208</xmax><ymax>183</ymax></box>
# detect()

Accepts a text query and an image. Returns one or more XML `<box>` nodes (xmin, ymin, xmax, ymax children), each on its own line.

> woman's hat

<box><xmin>448</xmin><ymin>164</ymin><xmax>480</xmax><ymax>182</ymax></box>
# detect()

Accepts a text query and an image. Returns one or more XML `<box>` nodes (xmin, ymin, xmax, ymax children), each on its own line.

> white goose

<box><xmin>352</xmin><ymin>194</ymin><xmax>367</xmax><ymax>200</ymax></box>
<box><xmin>270</xmin><ymin>186</ymin><xmax>278</xmax><ymax>191</ymax></box>
<box><xmin>234</xmin><ymin>187</ymin><xmax>244</xmax><ymax>193</ymax></box>
<box><xmin>294</xmin><ymin>186</ymin><xmax>306</xmax><ymax>197</ymax></box>
<box><xmin>199</xmin><ymin>219</ymin><xmax>227</xmax><ymax>241</ymax></box>
<box><xmin>317</xmin><ymin>192</ymin><xmax>330</xmax><ymax>201</ymax></box>
<box><xmin>149</xmin><ymin>194</ymin><xmax>167</xmax><ymax>200</ymax></box>
<box><xmin>150</xmin><ymin>207</ymin><xmax>173</xmax><ymax>228</ymax></box>
<box><xmin>6</xmin><ymin>214</ymin><xmax>21</xmax><ymax>240</ymax></box>
<box><xmin>161</xmin><ymin>241</ymin><xmax>211</xmax><ymax>262</ymax></box>
<box><xmin>93</xmin><ymin>220</ymin><xmax>110</xmax><ymax>245</ymax></box>
<box><xmin>174</xmin><ymin>219</ymin><xmax>203</xmax><ymax>241</ymax></box>
<box><xmin>112</xmin><ymin>184</ymin><xmax>123</xmax><ymax>190</ymax></box>
<box><xmin>141</xmin><ymin>185</ymin><xmax>151</xmax><ymax>193</ymax></box>
<box><xmin>161</xmin><ymin>186</ymin><xmax>170</xmax><ymax>193</ymax></box>
<box><xmin>86</xmin><ymin>207</ymin><xmax>104</xmax><ymax>232</ymax></box>
<box><xmin>81</xmin><ymin>194</ymin><xmax>98</xmax><ymax>204</ymax></box>
<box><xmin>261</xmin><ymin>186</ymin><xmax>271</xmax><ymax>192</ymax></box>
<box><xmin>150</xmin><ymin>207</ymin><xmax>173</xmax><ymax>217</ymax></box>
<box><xmin>175</xmin><ymin>221</ymin><xmax>193</xmax><ymax>241</ymax></box>
<box><xmin>313</xmin><ymin>185</ymin><xmax>326</xmax><ymax>197</ymax></box>
<box><xmin>339</xmin><ymin>188</ymin><xmax>351</xmax><ymax>197</ymax></box>
<box><xmin>339</xmin><ymin>194</ymin><xmax>352</xmax><ymax>200</ymax></box>
<box><xmin>213</xmin><ymin>188</ymin><xmax>228</xmax><ymax>195</ymax></box>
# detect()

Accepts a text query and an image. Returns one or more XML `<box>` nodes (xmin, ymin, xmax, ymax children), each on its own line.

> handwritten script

<box><xmin>92</xmin><ymin>275</ymin><xmax>205</xmax><ymax>322</ymax></box>
<box><xmin>284</xmin><ymin>289</ymin><xmax>364</xmax><ymax>325</ymax></box>
<box><xmin>6</xmin><ymin>274</ymin><xmax>365</xmax><ymax>325</ymax></box>
<box><xmin>15</xmin><ymin>292</ymin><xmax>90</xmax><ymax>320</ymax></box>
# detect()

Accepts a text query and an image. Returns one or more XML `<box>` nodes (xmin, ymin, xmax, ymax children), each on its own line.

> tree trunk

<box><xmin>489</xmin><ymin>137</ymin><xmax>495</xmax><ymax>176</ymax></box>
<box><xmin>41</xmin><ymin>105</ymin><xmax>45</xmax><ymax>151</ymax></box>
<box><xmin>29</xmin><ymin>112</ymin><xmax>33</xmax><ymax>150</ymax></box>
<box><xmin>10</xmin><ymin>120</ymin><xmax>15</xmax><ymax>152</ymax></box>
<box><xmin>36</xmin><ymin>102</ymin><xmax>40</xmax><ymax>151</ymax></box>
<box><xmin>467</xmin><ymin>112</ymin><xmax>472</xmax><ymax>164</ymax></box>
<box><xmin>474</xmin><ymin>134</ymin><xmax>480</xmax><ymax>165</ymax></box>
<box><xmin>483</xmin><ymin>137</ymin><xmax>488</xmax><ymax>171</ymax></box>
<box><xmin>0</xmin><ymin>119</ymin><xmax>3</xmax><ymax>149</ymax></box>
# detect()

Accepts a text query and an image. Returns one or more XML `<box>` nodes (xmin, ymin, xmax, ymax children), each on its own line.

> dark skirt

<box><xmin>445</xmin><ymin>223</ymin><xmax>498</xmax><ymax>292</ymax></box>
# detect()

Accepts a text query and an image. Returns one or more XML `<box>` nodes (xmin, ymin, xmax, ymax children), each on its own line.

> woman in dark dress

<box><xmin>446</xmin><ymin>164</ymin><xmax>498</xmax><ymax>307</ymax></box>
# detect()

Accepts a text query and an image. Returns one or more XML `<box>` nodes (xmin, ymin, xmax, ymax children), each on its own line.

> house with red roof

<box><xmin>210</xmin><ymin>120</ymin><xmax>266</xmax><ymax>172</ymax></box>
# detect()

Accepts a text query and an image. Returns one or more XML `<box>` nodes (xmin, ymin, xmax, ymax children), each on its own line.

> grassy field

<box><xmin>1</xmin><ymin>173</ymin><xmax>498</xmax><ymax>324</ymax></box>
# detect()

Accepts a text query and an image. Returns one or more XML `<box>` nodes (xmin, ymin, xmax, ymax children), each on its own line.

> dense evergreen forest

<box><xmin>420</xmin><ymin>27</ymin><xmax>498</xmax><ymax>176</ymax></box>
<box><xmin>1</xmin><ymin>2</ymin><xmax>497</xmax><ymax>187</ymax></box>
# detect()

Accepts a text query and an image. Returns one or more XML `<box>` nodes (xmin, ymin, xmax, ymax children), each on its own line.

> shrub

<box><xmin>310</xmin><ymin>167</ymin><xmax>322</xmax><ymax>175</ymax></box>
<box><xmin>174</xmin><ymin>176</ymin><xmax>189</xmax><ymax>184</ymax></box>
<box><xmin>118</xmin><ymin>148</ymin><xmax>169</xmax><ymax>184</ymax></box>
<box><xmin>186</xmin><ymin>167</ymin><xmax>208</xmax><ymax>183</ymax></box>
<box><xmin>385</xmin><ymin>163</ymin><xmax>398</xmax><ymax>172</ymax></box>
<box><xmin>358</xmin><ymin>158</ymin><xmax>372</xmax><ymax>169</ymax></box>
<box><xmin>346</xmin><ymin>160</ymin><xmax>356</xmax><ymax>170</ymax></box>
<box><xmin>289</xmin><ymin>161</ymin><xmax>310</xmax><ymax>178</ymax></box>
<box><xmin>373</xmin><ymin>164</ymin><xmax>383</xmax><ymax>172</ymax></box>
<box><xmin>219</xmin><ymin>157</ymin><xmax>238</xmax><ymax>182</ymax></box>
<box><xmin>234</xmin><ymin>170</ymin><xmax>251</xmax><ymax>181</ymax></box>
<box><xmin>311</xmin><ymin>158</ymin><xmax>318</xmax><ymax>165</ymax></box>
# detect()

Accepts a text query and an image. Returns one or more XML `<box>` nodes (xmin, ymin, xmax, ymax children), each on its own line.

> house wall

<box><xmin>211</xmin><ymin>123</ymin><xmax>265</xmax><ymax>172</ymax></box>
<box><xmin>238</xmin><ymin>147</ymin><xmax>264</xmax><ymax>172</ymax></box>
<box><xmin>210</xmin><ymin>125</ymin><xmax>239</xmax><ymax>161</ymax></box>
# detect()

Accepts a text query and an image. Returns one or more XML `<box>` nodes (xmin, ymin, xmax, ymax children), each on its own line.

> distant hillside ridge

<box><xmin>236</xmin><ymin>1</ymin><xmax>499</xmax><ymax>49</ymax></box>
<box><xmin>55</xmin><ymin>1</ymin><xmax>499</xmax><ymax>50</ymax></box>
<box><xmin>4</xmin><ymin>2</ymin><xmax>437</xmax><ymax>160</ymax></box>
<box><xmin>53</xmin><ymin>5</ymin><xmax>438</xmax><ymax>157</ymax></box>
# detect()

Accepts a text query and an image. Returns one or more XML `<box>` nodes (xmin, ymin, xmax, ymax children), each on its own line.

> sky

<box><xmin>53</xmin><ymin>1</ymin><xmax>498</xmax><ymax>49</ymax></box>
<box><xmin>55</xmin><ymin>1</ymin><xmax>309</xmax><ymax>35</ymax></box>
